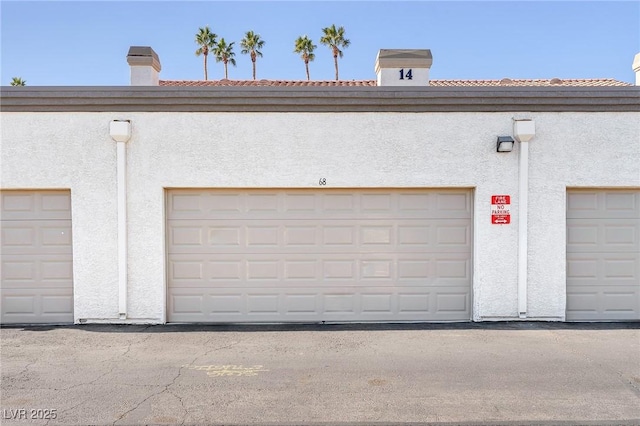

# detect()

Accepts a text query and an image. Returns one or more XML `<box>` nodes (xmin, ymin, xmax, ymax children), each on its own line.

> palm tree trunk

<box><xmin>204</xmin><ymin>55</ymin><xmax>208</xmax><ymax>80</ymax></box>
<box><xmin>251</xmin><ymin>51</ymin><xmax>257</xmax><ymax>80</ymax></box>
<box><xmin>224</xmin><ymin>60</ymin><xmax>228</xmax><ymax>79</ymax></box>
<box><xmin>305</xmin><ymin>61</ymin><xmax>310</xmax><ymax>81</ymax></box>
<box><xmin>334</xmin><ymin>55</ymin><xmax>339</xmax><ymax>81</ymax></box>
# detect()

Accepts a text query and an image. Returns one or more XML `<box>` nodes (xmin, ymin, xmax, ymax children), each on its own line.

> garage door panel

<box><xmin>603</xmin><ymin>258</ymin><xmax>638</xmax><ymax>278</ymax></box>
<box><xmin>169</xmin><ymin>285</ymin><xmax>471</xmax><ymax>321</ymax></box>
<box><xmin>1</xmin><ymin>190</ymin><xmax>73</xmax><ymax>324</ymax></box>
<box><xmin>567</xmin><ymin>191</ymin><xmax>640</xmax><ymax>219</ymax></box>
<box><xmin>360</xmin><ymin>293</ymin><xmax>393</xmax><ymax>312</ymax></box>
<box><xmin>41</xmin><ymin>294</ymin><xmax>74</xmax><ymax>314</ymax></box>
<box><xmin>246</xmin><ymin>294</ymin><xmax>279</xmax><ymax>314</ymax></box>
<box><xmin>170</xmin><ymin>252</ymin><xmax>469</xmax><ymax>288</ymax></box>
<box><xmin>567</xmin><ymin>219</ymin><xmax>639</xmax><ymax>253</ymax></box>
<box><xmin>1</xmin><ymin>221</ymin><xmax>72</xmax><ymax>255</ymax></box>
<box><xmin>167</xmin><ymin>190</ymin><xmax>473</xmax><ymax>220</ymax></box>
<box><xmin>209</xmin><ymin>260</ymin><xmax>243</xmax><ymax>281</ymax></box>
<box><xmin>1</xmin><ymin>288</ymin><xmax>73</xmax><ymax>324</ymax></box>
<box><xmin>436</xmin><ymin>292</ymin><xmax>469</xmax><ymax>313</ymax></box>
<box><xmin>167</xmin><ymin>219</ymin><xmax>471</xmax><ymax>254</ymax></box>
<box><xmin>604</xmin><ymin>192</ymin><xmax>640</xmax><ymax>212</ymax></box>
<box><xmin>600</xmin><ymin>291</ymin><xmax>638</xmax><ymax>313</ymax></box>
<box><xmin>567</xmin><ymin>287</ymin><xmax>639</xmax><ymax>321</ymax></box>
<box><xmin>567</xmin><ymin>257</ymin><xmax>599</xmax><ymax>280</ymax></box>
<box><xmin>435</xmin><ymin>192</ymin><xmax>472</xmax><ymax>214</ymax></box>
<box><xmin>567</xmin><ymin>190</ymin><xmax>640</xmax><ymax>321</ymax></box>
<box><xmin>435</xmin><ymin>258</ymin><xmax>471</xmax><ymax>280</ymax></box>
<box><xmin>604</xmin><ymin>224</ymin><xmax>638</xmax><ymax>249</ymax></box>
<box><xmin>168</xmin><ymin>286</ymin><xmax>470</xmax><ymax>322</ymax></box>
<box><xmin>2</xmin><ymin>255</ymin><xmax>73</xmax><ymax>288</ymax></box>
<box><xmin>171</xmin><ymin>294</ymin><xmax>204</xmax><ymax>315</ymax></box>
<box><xmin>1</xmin><ymin>191</ymin><xmax>71</xmax><ymax>221</ymax></box>
<box><xmin>167</xmin><ymin>189</ymin><xmax>472</xmax><ymax>323</ymax></box>
<box><xmin>568</xmin><ymin>254</ymin><xmax>639</xmax><ymax>283</ymax></box>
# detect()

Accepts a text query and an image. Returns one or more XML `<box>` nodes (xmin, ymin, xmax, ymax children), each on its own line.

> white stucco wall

<box><xmin>2</xmin><ymin>111</ymin><xmax>639</xmax><ymax>323</ymax></box>
<box><xmin>527</xmin><ymin>113</ymin><xmax>640</xmax><ymax>318</ymax></box>
<box><xmin>1</xmin><ymin>113</ymin><xmax>119</xmax><ymax>320</ymax></box>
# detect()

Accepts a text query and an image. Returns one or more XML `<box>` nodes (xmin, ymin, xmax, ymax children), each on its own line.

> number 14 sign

<box><xmin>491</xmin><ymin>195</ymin><xmax>511</xmax><ymax>224</ymax></box>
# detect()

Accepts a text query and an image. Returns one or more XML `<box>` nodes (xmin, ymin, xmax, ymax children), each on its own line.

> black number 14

<box><xmin>399</xmin><ymin>68</ymin><xmax>413</xmax><ymax>80</ymax></box>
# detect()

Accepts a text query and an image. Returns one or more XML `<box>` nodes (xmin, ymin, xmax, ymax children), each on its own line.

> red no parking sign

<box><xmin>491</xmin><ymin>195</ymin><xmax>511</xmax><ymax>224</ymax></box>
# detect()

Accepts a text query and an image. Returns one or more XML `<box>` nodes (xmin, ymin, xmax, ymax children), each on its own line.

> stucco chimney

<box><xmin>374</xmin><ymin>49</ymin><xmax>433</xmax><ymax>86</ymax></box>
<box><xmin>126</xmin><ymin>46</ymin><xmax>161</xmax><ymax>86</ymax></box>
<box><xmin>633</xmin><ymin>53</ymin><xmax>640</xmax><ymax>86</ymax></box>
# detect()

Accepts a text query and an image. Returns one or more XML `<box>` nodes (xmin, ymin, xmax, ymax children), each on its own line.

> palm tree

<box><xmin>10</xmin><ymin>77</ymin><xmax>26</xmax><ymax>86</ymax></box>
<box><xmin>214</xmin><ymin>38</ymin><xmax>236</xmax><ymax>79</ymax></box>
<box><xmin>320</xmin><ymin>24</ymin><xmax>350</xmax><ymax>81</ymax></box>
<box><xmin>240</xmin><ymin>31</ymin><xmax>265</xmax><ymax>80</ymax></box>
<box><xmin>195</xmin><ymin>26</ymin><xmax>217</xmax><ymax>80</ymax></box>
<box><xmin>294</xmin><ymin>36</ymin><xmax>316</xmax><ymax>81</ymax></box>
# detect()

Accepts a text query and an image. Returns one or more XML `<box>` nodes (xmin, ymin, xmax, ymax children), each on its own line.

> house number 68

<box><xmin>318</xmin><ymin>178</ymin><xmax>327</xmax><ymax>186</ymax></box>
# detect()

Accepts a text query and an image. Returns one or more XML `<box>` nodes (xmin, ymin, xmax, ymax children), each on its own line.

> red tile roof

<box><xmin>160</xmin><ymin>79</ymin><xmax>376</xmax><ymax>87</ymax></box>
<box><xmin>160</xmin><ymin>78</ymin><xmax>632</xmax><ymax>87</ymax></box>
<box><xmin>431</xmin><ymin>78</ymin><xmax>632</xmax><ymax>87</ymax></box>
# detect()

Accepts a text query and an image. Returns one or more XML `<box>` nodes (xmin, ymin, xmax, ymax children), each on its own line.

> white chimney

<box><xmin>633</xmin><ymin>53</ymin><xmax>640</xmax><ymax>86</ymax></box>
<box><xmin>126</xmin><ymin>46</ymin><xmax>161</xmax><ymax>86</ymax></box>
<box><xmin>374</xmin><ymin>49</ymin><xmax>433</xmax><ymax>86</ymax></box>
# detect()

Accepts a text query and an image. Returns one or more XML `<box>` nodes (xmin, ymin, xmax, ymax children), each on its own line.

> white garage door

<box><xmin>167</xmin><ymin>189</ymin><xmax>472</xmax><ymax>323</ymax></box>
<box><xmin>1</xmin><ymin>191</ymin><xmax>74</xmax><ymax>324</ymax></box>
<box><xmin>566</xmin><ymin>190</ymin><xmax>640</xmax><ymax>321</ymax></box>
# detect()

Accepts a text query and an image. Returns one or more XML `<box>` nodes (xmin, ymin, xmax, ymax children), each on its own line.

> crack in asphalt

<box><xmin>194</xmin><ymin>338</ymin><xmax>240</xmax><ymax>364</ymax></box>
<box><xmin>44</xmin><ymin>398</ymin><xmax>91</xmax><ymax>426</ymax></box>
<box><xmin>618</xmin><ymin>372</ymin><xmax>640</xmax><ymax>396</ymax></box>
<box><xmin>112</xmin><ymin>357</ymin><xmax>189</xmax><ymax>425</ymax></box>
<box><xmin>111</xmin><ymin>385</ymin><xmax>169</xmax><ymax>426</ymax></box>
<box><xmin>167</xmin><ymin>338</ymin><xmax>240</xmax><ymax>426</ymax></box>
<box><xmin>119</xmin><ymin>325</ymin><xmax>154</xmax><ymax>359</ymax></box>
<box><xmin>110</xmin><ymin>365</ymin><xmax>184</xmax><ymax>426</ymax></box>
<box><xmin>167</xmin><ymin>388</ymin><xmax>188</xmax><ymax>426</ymax></box>
<box><xmin>3</xmin><ymin>358</ymin><xmax>37</xmax><ymax>380</ymax></box>
<box><xmin>4</xmin><ymin>326</ymin><xmax>160</xmax><ymax>426</ymax></box>
<box><xmin>53</xmin><ymin>326</ymin><xmax>154</xmax><ymax>392</ymax></box>
<box><xmin>55</xmin><ymin>362</ymin><xmax>119</xmax><ymax>392</ymax></box>
<box><xmin>111</xmin><ymin>337</ymin><xmax>240</xmax><ymax>425</ymax></box>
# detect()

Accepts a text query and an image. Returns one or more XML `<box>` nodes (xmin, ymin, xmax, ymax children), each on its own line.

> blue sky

<box><xmin>1</xmin><ymin>1</ymin><xmax>639</xmax><ymax>85</ymax></box>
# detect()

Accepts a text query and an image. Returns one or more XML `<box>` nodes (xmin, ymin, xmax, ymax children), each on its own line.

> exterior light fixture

<box><xmin>497</xmin><ymin>136</ymin><xmax>515</xmax><ymax>152</ymax></box>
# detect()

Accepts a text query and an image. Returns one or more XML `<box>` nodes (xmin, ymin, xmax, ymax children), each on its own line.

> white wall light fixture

<box><xmin>496</xmin><ymin>136</ymin><xmax>515</xmax><ymax>152</ymax></box>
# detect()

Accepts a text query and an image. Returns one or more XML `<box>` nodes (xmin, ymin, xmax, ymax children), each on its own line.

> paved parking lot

<box><xmin>1</xmin><ymin>322</ymin><xmax>639</xmax><ymax>425</ymax></box>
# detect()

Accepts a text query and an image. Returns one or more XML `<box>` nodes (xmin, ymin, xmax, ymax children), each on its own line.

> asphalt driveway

<box><xmin>1</xmin><ymin>322</ymin><xmax>639</xmax><ymax>425</ymax></box>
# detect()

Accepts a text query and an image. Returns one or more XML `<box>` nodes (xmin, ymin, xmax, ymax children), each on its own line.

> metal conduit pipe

<box><xmin>109</xmin><ymin>120</ymin><xmax>131</xmax><ymax>320</ymax></box>
<box><xmin>513</xmin><ymin>119</ymin><xmax>535</xmax><ymax>319</ymax></box>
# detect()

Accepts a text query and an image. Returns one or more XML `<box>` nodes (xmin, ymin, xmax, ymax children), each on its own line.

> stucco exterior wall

<box><xmin>1</xmin><ymin>113</ymin><xmax>119</xmax><ymax>320</ymax></box>
<box><xmin>2</xmin><ymin>111</ymin><xmax>639</xmax><ymax>323</ymax></box>
<box><xmin>527</xmin><ymin>113</ymin><xmax>640</xmax><ymax>318</ymax></box>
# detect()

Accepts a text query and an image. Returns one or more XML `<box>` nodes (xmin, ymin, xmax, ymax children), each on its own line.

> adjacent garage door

<box><xmin>167</xmin><ymin>189</ymin><xmax>472</xmax><ymax>323</ymax></box>
<box><xmin>566</xmin><ymin>190</ymin><xmax>640</xmax><ymax>321</ymax></box>
<box><xmin>1</xmin><ymin>191</ymin><xmax>74</xmax><ymax>324</ymax></box>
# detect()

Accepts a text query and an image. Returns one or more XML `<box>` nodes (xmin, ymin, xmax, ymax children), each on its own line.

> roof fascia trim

<box><xmin>2</xmin><ymin>86</ymin><xmax>639</xmax><ymax>112</ymax></box>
